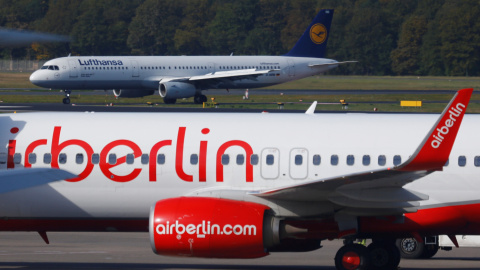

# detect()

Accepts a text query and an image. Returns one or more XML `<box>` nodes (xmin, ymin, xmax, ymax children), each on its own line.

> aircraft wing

<box><xmin>251</xmin><ymin>88</ymin><xmax>473</xmax><ymax>214</ymax></box>
<box><xmin>0</xmin><ymin>168</ymin><xmax>76</xmax><ymax>194</ymax></box>
<box><xmin>189</xmin><ymin>69</ymin><xmax>277</xmax><ymax>81</ymax></box>
<box><xmin>155</xmin><ymin>69</ymin><xmax>279</xmax><ymax>86</ymax></box>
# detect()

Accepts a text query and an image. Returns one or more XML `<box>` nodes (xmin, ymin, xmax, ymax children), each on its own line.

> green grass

<box><xmin>1</xmin><ymin>72</ymin><xmax>480</xmax><ymax>113</ymax></box>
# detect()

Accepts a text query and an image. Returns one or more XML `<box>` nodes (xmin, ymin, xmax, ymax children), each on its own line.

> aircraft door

<box><xmin>289</xmin><ymin>148</ymin><xmax>308</xmax><ymax>179</ymax></box>
<box><xmin>68</xmin><ymin>60</ymin><xmax>78</xmax><ymax>78</ymax></box>
<box><xmin>287</xmin><ymin>59</ymin><xmax>295</xmax><ymax>77</ymax></box>
<box><xmin>131</xmin><ymin>60</ymin><xmax>139</xmax><ymax>77</ymax></box>
<box><xmin>261</xmin><ymin>148</ymin><xmax>279</xmax><ymax>179</ymax></box>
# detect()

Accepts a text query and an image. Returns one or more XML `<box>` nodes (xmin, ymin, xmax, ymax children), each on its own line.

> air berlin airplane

<box><xmin>29</xmin><ymin>9</ymin><xmax>354</xmax><ymax>105</ymax></box>
<box><xmin>0</xmin><ymin>88</ymin><xmax>477</xmax><ymax>270</ymax></box>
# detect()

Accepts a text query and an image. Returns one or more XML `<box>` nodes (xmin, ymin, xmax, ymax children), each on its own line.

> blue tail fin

<box><xmin>285</xmin><ymin>9</ymin><xmax>334</xmax><ymax>58</ymax></box>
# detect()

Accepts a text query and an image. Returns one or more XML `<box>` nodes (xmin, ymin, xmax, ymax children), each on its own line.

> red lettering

<box><xmin>24</xmin><ymin>139</ymin><xmax>47</xmax><ymax>168</ymax></box>
<box><xmin>175</xmin><ymin>127</ymin><xmax>193</xmax><ymax>182</ymax></box>
<box><xmin>216</xmin><ymin>141</ymin><xmax>253</xmax><ymax>182</ymax></box>
<box><xmin>51</xmin><ymin>126</ymin><xmax>94</xmax><ymax>182</ymax></box>
<box><xmin>149</xmin><ymin>140</ymin><xmax>172</xmax><ymax>182</ymax></box>
<box><xmin>99</xmin><ymin>140</ymin><xmax>142</xmax><ymax>182</ymax></box>
<box><xmin>199</xmin><ymin>128</ymin><xmax>210</xmax><ymax>182</ymax></box>
<box><xmin>7</xmin><ymin>140</ymin><xmax>16</xmax><ymax>169</ymax></box>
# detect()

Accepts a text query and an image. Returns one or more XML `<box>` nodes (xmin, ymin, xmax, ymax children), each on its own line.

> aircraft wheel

<box><xmin>368</xmin><ymin>242</ymin><xmax>400</xmax><ymax>270</ymax></box>
<box><xmin>163</xmin><ymin>98</ymin><xmax>177</xmax><ymax>104</ymax></box>
<box><xmin>62</xmin><ymin>98</ymin><xmax>70</xmax><ymax>104</ymax></box>
<box><xmin>200</xmin><ymin>94</ymin><xmax>207</xmax><ymax>103</ymax></box>
<box><xmin>396</xmin><ymin>238</ymin><xmax>424</xmax><ymax>259</ymax></box>
<box><xmin>334</xmin><ymin>244</ymin><xmax>370</xmax><ymax>270</ymax></box>
<box><xmin>193</xmin><ymin>95</ymin><xmax>202</xmax><ymax>104</ymax></box>
<box><xmin>421</xmin><ymin>243</ymin><xmax>439</xmax><ymax>259</ymax></box>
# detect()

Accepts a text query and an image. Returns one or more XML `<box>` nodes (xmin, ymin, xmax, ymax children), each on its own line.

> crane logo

<box><xmin>310</xmin><ymin>23</ymin><xmax>327</xmax><ymax>44</ymax></box>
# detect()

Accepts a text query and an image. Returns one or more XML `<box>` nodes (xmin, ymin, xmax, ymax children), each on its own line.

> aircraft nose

<box><xmin>29</xmin><ymin>71</ymin><xmax>43</xmax><ymax>86</ymax></box>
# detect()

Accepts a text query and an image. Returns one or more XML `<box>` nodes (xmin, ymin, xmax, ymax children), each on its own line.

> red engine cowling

<box><xmin>149</xmin><ymin>197</ymin><xmax>270</xmax><ymax>258</ymax></box>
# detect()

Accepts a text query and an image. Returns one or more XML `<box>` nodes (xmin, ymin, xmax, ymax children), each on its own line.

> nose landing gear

<box><xmin>62</xmin><ymin>90</ymin><xmax>71</xmax><ymax>104</ymax></box>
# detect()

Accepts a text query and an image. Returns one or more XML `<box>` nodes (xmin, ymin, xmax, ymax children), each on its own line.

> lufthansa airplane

<box><xmin>29</xmin><ymin>9</ymin><xmax>354</xmax><ymax>104</ymax></box>
<box><xmin>0</xmin><ymin>89</ymin><xmax>479</xmax><ymax>270</ymax></box>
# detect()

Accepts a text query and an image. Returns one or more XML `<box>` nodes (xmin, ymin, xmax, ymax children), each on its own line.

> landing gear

<box><xmin>62</xmin><ymin>90</ymin><xmax>71</xmax><ymax>104</ymax></box>
<box><xmin>334</xmin><ymin>241</ymin><xmax>400</xmax><ymax>270</ymax></box>
<box><xmin>334</xmin><ymin>244</ymin><xmax>369</xmax><ymax>270</ymax></box>
<box><xmin>367</xmin><ymin>242</ymin><xmax>401</xmax><ymax>270</ymax></box>
<box><xmin>193</xmin><ymin>94</ymin><xmax>207</xmax><ymax>104</ymax></box>
<box><xmin>396</xmin><ymin>237</ymin><xmax>439</xmax><ymax>259</ymax></box>
<box><xmin>163</xmin><ymin>98</ymin><xmax>177</xmax><ymax>104</ymax></box>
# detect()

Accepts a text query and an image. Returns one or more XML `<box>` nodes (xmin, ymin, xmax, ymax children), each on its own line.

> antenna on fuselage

<box><xmin>305</xmin><ymin>101</ymin><xmax>317</xmax><ymax>115</ymax></box>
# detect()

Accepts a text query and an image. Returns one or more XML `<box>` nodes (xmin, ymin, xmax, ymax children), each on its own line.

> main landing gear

<box><xmin>62</xmin><ymin>90</ymin><xmax>71</xmax><ymax>104</ymax></box>
<box><xmin>334</xmin><ymin>240</ymin><xmax>400</xmax><ymax>270</ymax></box>
<box><xmin>194</xmin><ymin>94</ymin><xmax>208</xmax><ymax>104</ymax></box>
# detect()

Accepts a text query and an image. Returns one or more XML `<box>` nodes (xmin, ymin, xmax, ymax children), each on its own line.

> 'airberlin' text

<box><xmin>7</xmin><ymin>127</ymin><xmax>254</xmax><ymax>183</ymax></box>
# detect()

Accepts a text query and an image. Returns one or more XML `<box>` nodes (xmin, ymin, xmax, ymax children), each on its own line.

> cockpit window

<box><xmin>42</xmin><ymin>65</ymin><xmax>60</xmax><ymax>70</ymax></box>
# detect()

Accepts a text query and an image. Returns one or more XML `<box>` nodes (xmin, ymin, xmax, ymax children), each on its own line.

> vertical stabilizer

<box><xmin>285</xmin><ymin>9</ymin><xmax>334</xmax><ymax>58</ymax></box>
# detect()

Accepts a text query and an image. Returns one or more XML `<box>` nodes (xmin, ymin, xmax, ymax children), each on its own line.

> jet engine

<box><xmin>112</xmin><ymin>89</ymin><xmax>155</xmax><ymax>98</ymax></box>
<box><xmin>149</xmin><ymin>197</ymin><xmax>324</xmax><ymax>258</ymax></box>
<box><xmin>159</xmin><ymin>81</ymin><xmax>196</xmax><ymax>99</ymax></box>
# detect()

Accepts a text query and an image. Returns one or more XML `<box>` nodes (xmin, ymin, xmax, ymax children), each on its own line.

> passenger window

<box><xmin>44</xmin><ymin>153</ymin><xmax>52</xmax><ymax>164</ymax></box>
<box><xmin>141</xmin><ymin>154</ymin><xmax>149</xmax><ymax>165</ymax></box>
<box><xmin>251</xmin><ymin>154</ymin><xmax>259</xmax><ymax>165</ymax></box>
<box><xmin>236</xmin><ymin>154</ymin><xmax>244</xmax><ymax>165</ymax></box>
<box><xmin>378</xmin><ymin>155</ymin><xmax>386</xmax><ymax>166</ymax></box>
<box><xmin>222</xmin><ymin>154</ymin><xmax>230</xmax><ymax>165</ymax></box>
<box><xmin>458</xmin><ymin>156</ymin><xmax>466</xmax><ymax>167</ymax></box>
<box><xmin>157</xmin><ymin>154</ymin><xmax>165</xmax><ymax>165</ymax></box>
<box><xmin>12</xmin><ymin>152</ymin><xmax>22</xmax><ymax>163</ymax></box>
<box><xmin>190</xmin><ymin>154</ymin><xmax>198</xmax><ymax>165</ymax></box>
<box><xmin>0</xmin><ymin>152</ymin><xmax>6</xmax><ymax>164</ymax></box>
<box><xmin>313</xmin><ymin>154</ymin><xmax>321</xmax><ymax>165</ymax></box>
<box><xmin>59</xmin><ymin>153</ymin><xmax>67</xmax><ymax>164</ymax></box>
<box><xmin>393</xmin><ymin>155</ymin><xmax>402</xmax><ymax>166</ymax></box>
<box><xmin>29</xmin><ymin>153</ymin><xmax>37</xmax><ymax>164</ymax></box>
<box><xmin>108</xmin><ymin>154</ymin><xmax>117</xmax><ymax>165</ymax></box>
<box><xmin>475</xmin><ymin>156</ymin><xmax>480</xmax><ymax>167</ymax></box>
<box><xmin>362</xmin><ymin>155</ymin><xmax>370</xmax><ymax>166</ymax></box>
<box><xmin>266</xmin><ymin>154</ymin><xmax>274</xmax><ymax>165</ymax></box>
<box><xmin>91</xmin><ymin>153</ymin><xmax>100</xmax><ymax>164</ymax></box>
<box><xmin>331</xmin><ymin>155</ymin><xmax>339</xmax><ymax>166</ymax></box>
<box><xmin>76</xmin><ymin>153</ymin><xmax>84</xmax><ymax>164</ymax></box>
<box><xmin>295</xmin><ymin>155</ymin><xmax>303</xmax><ymax>165</ymax></box>
<box><xmin>346</xmin><ymin>155</ymin><xmax>354</xmax><ymax>166</ymax></box>
<box><xmin>126</xmin><ymin>154</ymin><xmax>134</xmax><ymax>164</ymax></box>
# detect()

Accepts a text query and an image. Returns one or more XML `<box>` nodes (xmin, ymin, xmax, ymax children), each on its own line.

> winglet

<box><xmin>305</xmin><ymin>101</ymin><xmax>317</xmax><ymax>115</ymax></box>
<box><xmin>398</xmin><ymin>88</ymin><xmax>473</xmax><ymax>171</ymax></box>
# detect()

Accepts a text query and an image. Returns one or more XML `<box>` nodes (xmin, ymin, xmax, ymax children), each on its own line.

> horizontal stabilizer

<box><xmin>308</xmin><ymin>61</ymin><xmax>357</xmax><ymax>67</ymax></box>
<box><xmin>0</xmin><ymin>168</ymin><xmax>76</xmax><ymax>194</ymax></box>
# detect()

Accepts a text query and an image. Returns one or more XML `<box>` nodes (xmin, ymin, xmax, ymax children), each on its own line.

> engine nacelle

<box><xmin>112</xmin><ymin>89</ymin><xmax>155</xmax><ymax>98</ymax></box>
<box><xmin>159</xmin><ymin>81</ymin><xmax>196</xmax><ymax>99</ymax></box>
<box><xmin>149</xmin><ymin>197</ymin><xmax>272</xmax><ymax>258</ymax></box>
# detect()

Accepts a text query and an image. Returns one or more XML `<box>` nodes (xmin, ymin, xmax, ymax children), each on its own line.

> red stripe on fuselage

<box><xmin>359</xmin><ymin>202</ymin><xmax>480</xmax><ymax>236</ymax></box>
<box><xmin>0</xmin><ymin>219</ymin><xmax>148</xmax><ymax>232</ymax></box>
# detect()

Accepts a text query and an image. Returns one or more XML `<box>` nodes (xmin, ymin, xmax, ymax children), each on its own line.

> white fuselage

<box><xmin>29</xmin><ymin>56</ymin><xmax>338</xmax><ymax>91</ymax></box>
<box><xmin>1</xmin><ymin>112</ymin><xmax>479</xmax><ymax>227</ymax></box>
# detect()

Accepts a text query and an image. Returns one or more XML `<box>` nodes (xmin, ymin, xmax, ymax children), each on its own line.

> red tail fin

<box><xmin>399</xmin><ymin>88</ymin><xmax>473</xmax><ymax>171</ymax></box>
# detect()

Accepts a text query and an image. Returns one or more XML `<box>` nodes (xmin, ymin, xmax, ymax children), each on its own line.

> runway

<box><xmin>0</xmin><ymin>232</ymin><xmax>479</xmax><ymax>269</ymax></box>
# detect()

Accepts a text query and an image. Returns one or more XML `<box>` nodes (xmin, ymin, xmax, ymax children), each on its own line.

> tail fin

<box><xmin>285</xmin><ymin>9</ymin><xmax>334</xmax><ymax>58</ymax></box>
